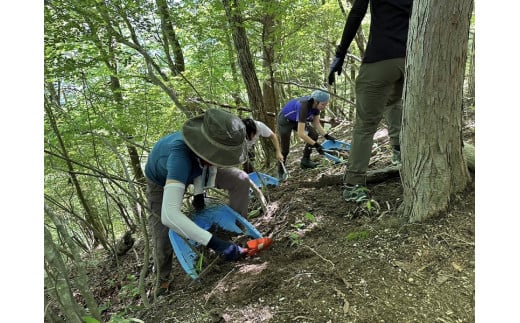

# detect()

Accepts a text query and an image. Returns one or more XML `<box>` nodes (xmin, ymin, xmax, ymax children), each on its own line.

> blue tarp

<box><xmin>248</xmin><ymin>172</ymin><xmax>279</xmax><ymax>188</ymax></box>
<box><xmin>321</xmin><ymin>139</ymin><xmax>351</xmax><ymax>163</ymax></box>
<box><xmin>168</xmin><ymin>203</ymin><xmax>262</xmax><ymax>279</ymax></box>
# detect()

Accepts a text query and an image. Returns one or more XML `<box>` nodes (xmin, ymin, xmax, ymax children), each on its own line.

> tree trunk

<box><xmin>156</xmin><ymin>0</ymin><xmax>185</xmax><ymax>75</ymax></box>
<box><xmin>45</xmin><ymin>84</ymin><xmax>110</xmax><ymax>250</ymax></box>
<box><xmin>222</xmin><ymin>0</ymin><xmax>266</xmax><ymax>115</ymax></box>
<box><xmin>466</xmin><ymin>30</ymin><xmax>475</xmax><ymax>105</ymax></box>
<box><xmin>400</xmin><ymin>0</ymin><xmax>473</xmax><ymax>222</ymax></box>
<box><xmin>259</xmin><ymin>0</ymin><xmax>279</xmax><ymax>168</ymax></box>
<box><xmin>45</xmin><ymin>204</ymin><xmax>102</xmax><ymax>321</ymax></box>
<box><xmin>44</xmin><ymin>226</ymin><xmax>84</xmax><ymax>323</ymax></box>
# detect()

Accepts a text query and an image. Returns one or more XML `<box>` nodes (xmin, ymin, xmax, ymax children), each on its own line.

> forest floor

<box><xmin>78</xmin><ymin>113</ymin><xmax>475</xmax><ymax>323</ymax></box>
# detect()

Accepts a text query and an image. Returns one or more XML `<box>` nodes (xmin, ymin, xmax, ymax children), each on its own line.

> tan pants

<box><xmin>344</xmin><ymin>58</ymin><xmax>405</xmax><ymax>185</ymax></box>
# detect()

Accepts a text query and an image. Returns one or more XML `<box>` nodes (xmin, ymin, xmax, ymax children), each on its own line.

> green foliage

<box><xmin>288</xmin><ymin>211</ymin><xmax>317</xmax><ymax>245</ymax></box>
<box><xmin>83</xmin><ymin>316</ymin><xmax>101</xmax><ymax>323</ymax></box>
<box><xmin>304</xmin><ymin>212</ymin><xmax>316</xmax><ymax>222</ymax></box>
<box><xmin>288</xmin><ymin>232</ymin><xmax>303</xmax><ymax>247</ymax></box>
<box><xmin>118</xmin><ymin>274</ymin><xmax>140</xmax><ymax>300</ymax></box>
<box><xmin>345</xmin><ymin>231</ymin><xmax>370</xmax><ymax>242</ymax></box>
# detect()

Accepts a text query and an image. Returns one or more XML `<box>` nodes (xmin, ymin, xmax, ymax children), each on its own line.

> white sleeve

<box><xmin>254</xmin><ymin>120</ymin><xmax>274</xmax><ymax>138</ymax></box>
<box><xmin>161</xmin><ymin>182</ymin><xmax>212</xmax><ymax>245</ymax></box>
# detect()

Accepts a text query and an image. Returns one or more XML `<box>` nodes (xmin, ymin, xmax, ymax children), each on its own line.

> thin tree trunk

<box><xmin>260</xmin><ymin>0</ymin><xmax>279</xmax><ymax>168</ymax></box>
<box><xmin>222</xmin><ymin>0</ymin><xmax>266</xmax><ymax>115</ymax></box>
<box><xmin>400</xmin><ymin>0</ymin><xmax>473</xmax><ymax>222</ymax></box>
<box><xmin>45</xmin><ymin>204</ymin><xmax>102</xmax><ymax>321</ymax></box>
<box><xmin>156</xmin><ymin>0</ymin><xmax>185</xmax><ymax>75</ymax></box>
<box><xmin>44</xmin><ymin>227</ymin><xmax>84</xmax><ymax>323</ymax></box>
<box><xmin>45</xmin><ymin>85</ymin><xmax>109</xmax><ymax>250</ymax></box>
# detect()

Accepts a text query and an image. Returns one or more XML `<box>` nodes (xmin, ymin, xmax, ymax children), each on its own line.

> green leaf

<box><xmin>304</xmin><ymin>212</ymin><xmax>315</xmax><ymax>222</ymax></box>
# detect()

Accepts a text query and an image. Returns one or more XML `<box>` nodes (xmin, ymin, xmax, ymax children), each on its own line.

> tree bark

<box><xmin>259</xmin><ymin>0</ymin><xmax>279</xmax><ymax>168</ymax></box>
<box><xmin>400</xmin><ymin>0</ymin><xmax>473</xmax><ymax>222</ymax></box>
<box><xmin>45</xmin><ymin>84</ymin><xmax>109</xmax><ymax>250</ymax></box>
<box><xmin>45</xmin><ymin>204</ymin><xmax>102</xmax><ymax>321</ymax></box>
<box><xmin>222</xmin><ymin>0</ymin><xmax>266</xmax><ymax>116</ymax></box>
<box><xmin>44</xmin><ymin>226</ymin><xmax>84</xmax><ymax>323</ymax></box>
<box><xmin>155</xmin><ymin>0</ymin><xmax>185</xmax><ymax>75</ymax></box>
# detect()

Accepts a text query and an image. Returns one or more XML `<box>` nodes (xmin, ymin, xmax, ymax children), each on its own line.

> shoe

<box><xmin>300</xmin><ymin>158</ymin><xmax>318</xmax><ymax>169</ymax></box>
<box><xmin>391</xmin><ymin>149</ymin><xmax>401</xmax><ymax>166</ymax></box>
<box><xmin>154</xmin><ymin>280</ymin><xmax>170</xmax><ymax>297</ymax></box>
<box><xmin>343</xmin><ymin>184</ymin><xmax>369</xmax><ymax>203</ymax></box>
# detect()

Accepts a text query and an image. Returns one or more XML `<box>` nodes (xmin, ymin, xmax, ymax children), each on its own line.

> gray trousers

<box><xmin>344</xmin><ymin>58</ymin><xmax>405</xmax><ymax>185</ymax></box>
<box><xmin>146</xmin><ymin>167</ymin><xmax>250</xmax><ymax>282</ymax></box>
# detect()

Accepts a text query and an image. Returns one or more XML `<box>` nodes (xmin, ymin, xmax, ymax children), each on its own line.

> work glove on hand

<box><xmin>324</xmin><ymin>133</ymin><xmax>336</xmax><ymax>142</ymax></box>
<box><xmin>328</xmin><ymin>54</ymin><xmax>346</xmax><ymax>85</ymax></box>
<box><xmin>192</xmin><ymin>194</ymin><xmax>205</xmax><ymax>211</ymax></box>
<box><xmin>313</xmin><ymin>142</ymin><xmax>325</xmax><ymax>155</ymax></box>
<box><xmin>207</xmin><ymin>236</ymin><xmax>244</xmax><ymax>261</ymax></box>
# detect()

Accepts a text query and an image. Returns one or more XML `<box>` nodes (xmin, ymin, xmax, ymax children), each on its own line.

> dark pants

<box><xmin>276</xmin><ymin>111</ymin><xmax>319</xmax><ymax>162</ymax></box>
<box><xmin>146</xmin><ymin>167</ymin><xmax>250</xmax><ymax>283</ymax></box>
<box><xmin>344</xmin><ymin>58</ymin><xmax>404</xmax><ymax>185</ymax></box>
<box><xmin>242</xmin><ymin>149</ymin><xmax>255</xmax><ymax>173</ymax></box>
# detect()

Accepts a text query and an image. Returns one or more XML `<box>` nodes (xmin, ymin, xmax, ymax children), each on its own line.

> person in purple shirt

<box><xmin>144</xmin><ymin>109</ymin><xmax>250</xmax><ymax>297</ymax></box>
<box><xmin>276</xmin><ymin>90</ymin><xmax>337</xmax><ymax>179</ymax></box>
<box><xmin>328</xmin><ymin>0</ymin><xmax>412</xmax><ymax>202</ymax></box>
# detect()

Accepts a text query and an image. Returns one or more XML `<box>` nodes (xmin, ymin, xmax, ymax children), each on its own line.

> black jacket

<box><xmin>336</xmin><ymin>0</ymin><xmax>413</xmax><ymax>63</ymax></box>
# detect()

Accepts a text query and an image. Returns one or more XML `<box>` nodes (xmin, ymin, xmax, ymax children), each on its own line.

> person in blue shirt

<box><xmin>328</xmin><ymin>0</ymin><xmax>412</xmax><ymax>202</ymax></box>
<box><xmin>144</xmin><ymin>109</ymin><xmax>250</xmax><ymax>297</ymax></box>
<box><xmin>276</xmin><ymin>90</ymin><xmax>336</xmax><ymax>178</ymax></box>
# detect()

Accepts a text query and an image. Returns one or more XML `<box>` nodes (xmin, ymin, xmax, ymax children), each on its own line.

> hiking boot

<box><xmin>300</xmin><ymin>158</ymin><xmax>318</xmax><ymax>169</ymax></box>
<box><xmin>154</xmin><ymin>280</ymin><xmax>171</xmax><ymax>298</ymax></box>
<box><xmin>391</xmin><ymin>149</ymin><xmax>401</xmax><ymax>166</ymax></box>
<box><xmin>343</xmin><ymin>184</ymin><xmax>369</xmax><ymax>203</ymax></box>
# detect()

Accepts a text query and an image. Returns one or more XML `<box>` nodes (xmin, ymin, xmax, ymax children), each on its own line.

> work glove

<box><xmin>207</xmin><ymin>236</ymin><xmax>244</xmax><ymax>261</ymax></box>
<box><xmin>313</xmin><ymin>142</ymin><xmax>325</xmax><ymax>155</ymax></box>
<box><xmin>192</xmin><ymin>194</ymin><xmax>205</xmax><ymax>211</ymax></box>
<box><xmin>328</xmin><ymin>54</ymin><xmax>346</xmax><ymax>85</ymax></box>
<box><xmin>324</xmin><ymin>133</ymin><xmax>336</xmax><ymax>142</ymax></box>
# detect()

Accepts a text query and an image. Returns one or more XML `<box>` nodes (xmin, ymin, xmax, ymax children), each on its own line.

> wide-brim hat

<box><xmin>182</xmin><ymin>109</ymin><xmax>247</xmax><ymax>167</ymax></box>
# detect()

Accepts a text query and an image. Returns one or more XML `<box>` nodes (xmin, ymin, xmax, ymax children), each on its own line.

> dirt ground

<box><xmin>81</xmin><ymin>118</ymin><xmax>475</xmax><ymax>323</ymax></box>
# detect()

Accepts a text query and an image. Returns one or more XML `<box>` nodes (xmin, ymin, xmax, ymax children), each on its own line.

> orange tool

<box><xmin>242</xmin><ymin>237</ymin><xmax>273</xmax><ymax>256</ymax></box>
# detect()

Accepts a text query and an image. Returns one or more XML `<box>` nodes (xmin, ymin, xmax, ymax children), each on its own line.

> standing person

<box><xmin>145</xmin><ymin>109</ymin><xmax>251</xmax><ymax>297</ymax></box>
<box><xmin>276</xmin><ymin>89</ymin><xmax>337</xmax><ymax>178</ymax></box>
<box><xmin>328</xmin><ymin>0</ymin><xmax>412</xmax><ymax>202</ymax></box>
<box><xmin>241</xmin><ymin>117</ymin><xmax>284</xmax><ymax>173</ymax></box>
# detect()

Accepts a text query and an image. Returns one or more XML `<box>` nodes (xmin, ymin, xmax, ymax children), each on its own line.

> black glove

<box><xmin>313</xmin><ymin>142</ymin><xmax>324</xmax><ymax>155</ymax></box>
<box><xmin>192</xmin><ymin>194</ymin><xmax>205</xmax><ymax>211</ymax></box>
<box><xmin>328</xmin><ymin>54</ymin><xmax>346</xmax><ymax>85</ymax></box>
<box><xmin>324</xmin><ymin>133</ymin><xmax>336</xmax><ymax>142</ymax></box>
<box><xmin>207</xmin><ymin>236</ymin><xmax>244</xmax><ymax>261</ymax></box>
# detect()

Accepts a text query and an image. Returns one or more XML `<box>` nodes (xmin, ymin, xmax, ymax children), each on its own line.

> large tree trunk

<box><xmin>400</xmin><ymin>0</ymin><xmax>473</xmax><ymax>222</ymax></box>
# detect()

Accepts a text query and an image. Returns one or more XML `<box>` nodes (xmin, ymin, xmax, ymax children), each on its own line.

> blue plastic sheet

<box><xmin>248</xmin><ymin>172</ymin><xmax>279</xmax><ymax>188</ymax></box>
<box><xmin>321</xmin><ymin>139</ymin><xmax>351</xmax><ymax>151</ymax></box>
<box><xmin>321</xmin><ymin>139</ymin><xmax>350</xmax><ymax>164</ymax></box>
<box><xmin>168</xmin><ymin>203</ymin><xmax>262</xmax><ymax>279</ymax></box>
